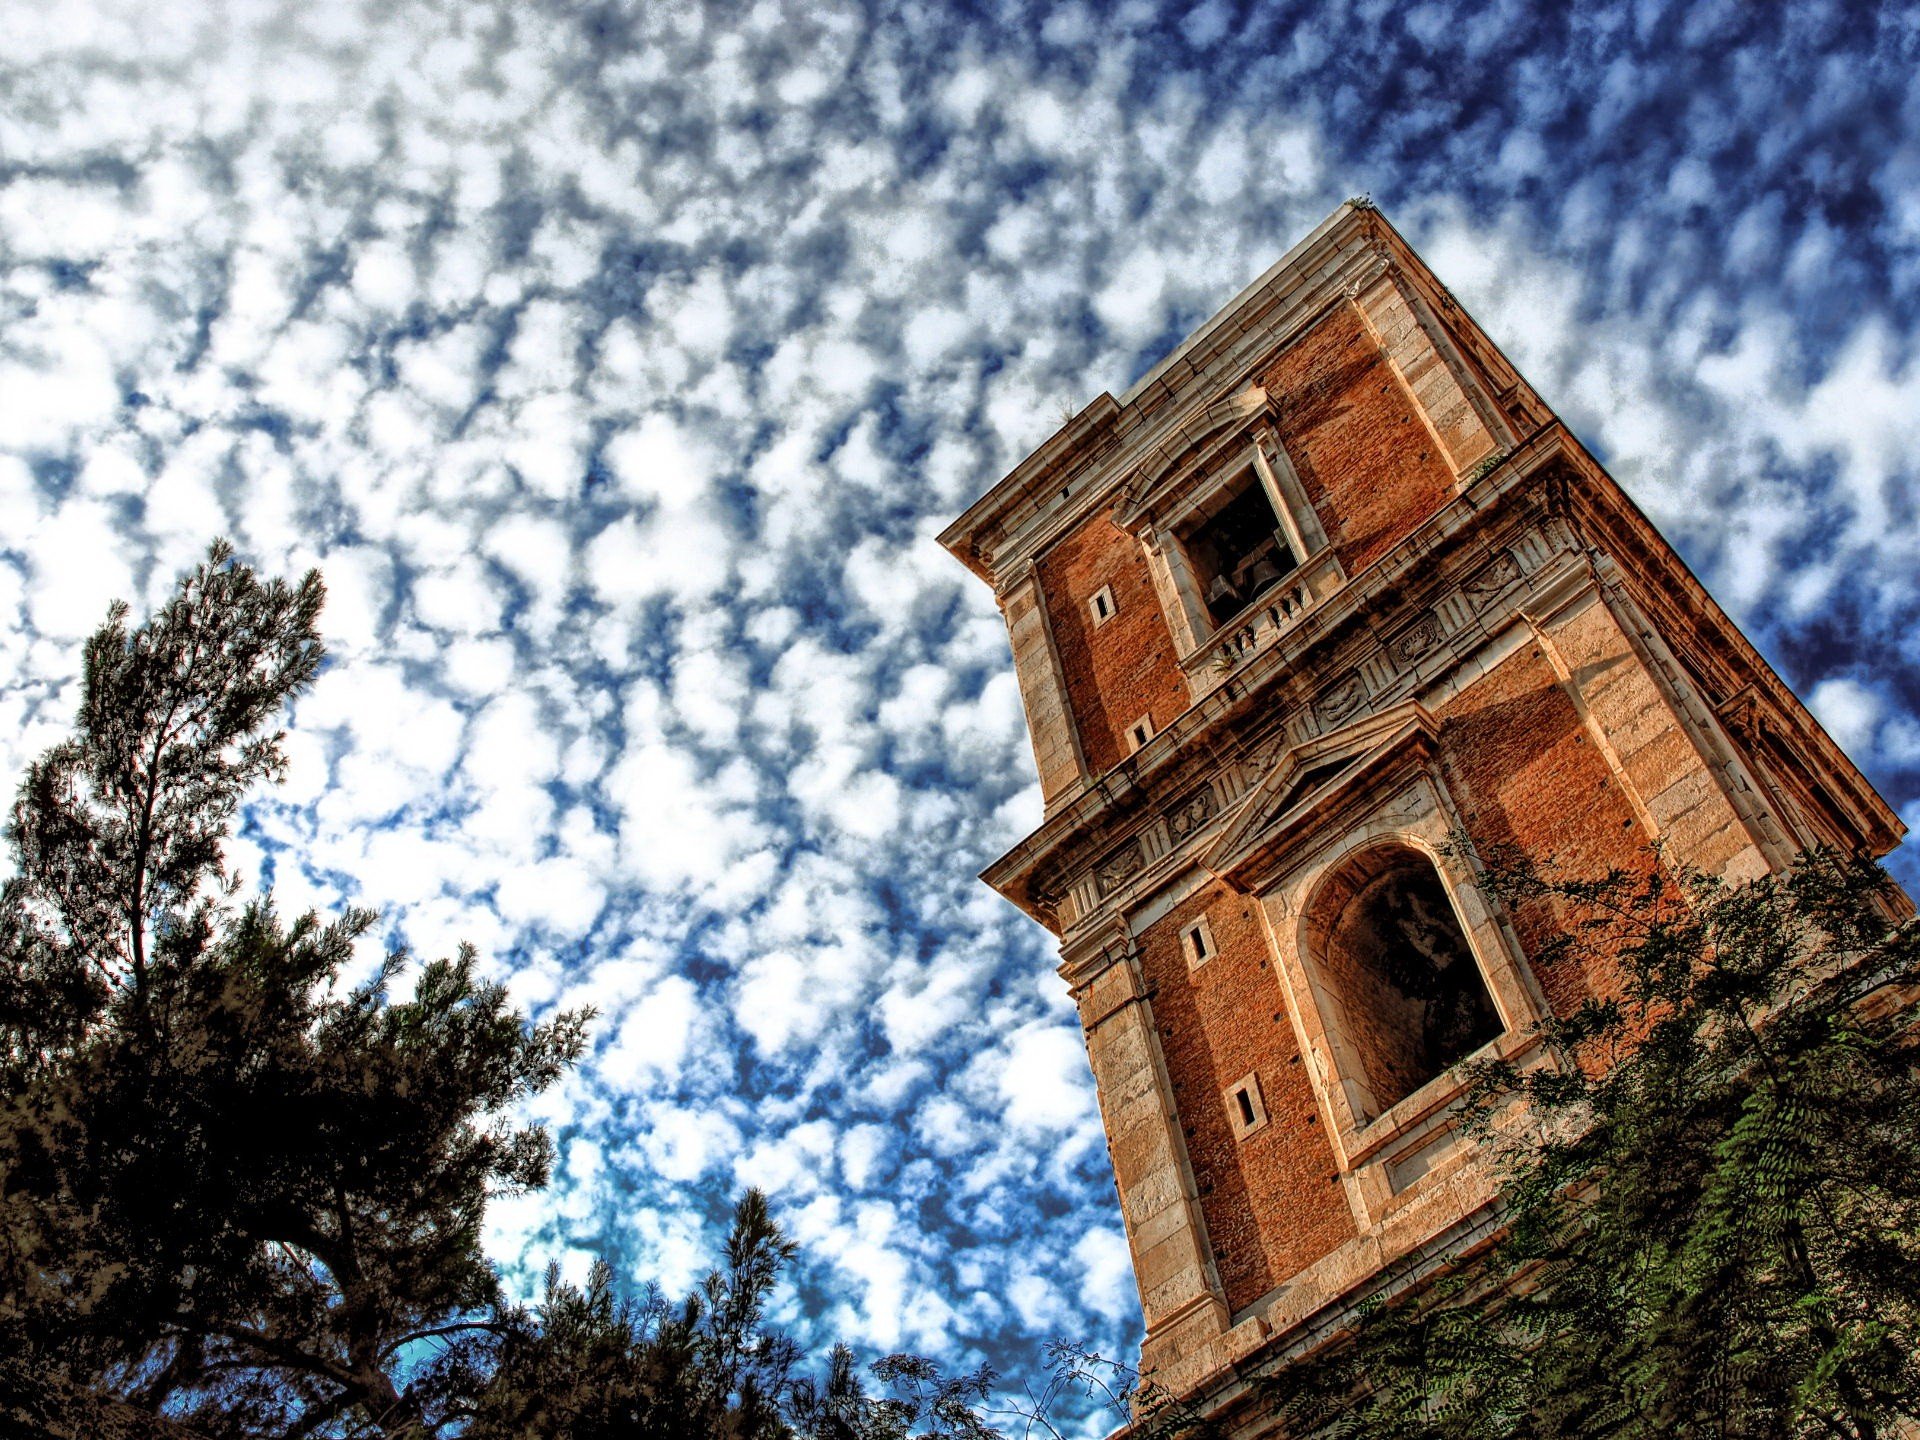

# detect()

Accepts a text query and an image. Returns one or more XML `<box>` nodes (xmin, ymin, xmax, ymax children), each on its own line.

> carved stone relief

<box><xmin>1388</xmin><ymin>611</ymin><xmax>1444</xmax><ymax>666</ymax></box>
<box><xmin>1463</xmin><ymin>549</ymin><xmax>1521</xmax><ymax>604</ymax></box>
<box><xmin>1168</xmin><ymin>785</ymin><xmax>1217</xmax><ymax>840</ymax></box>
<box><xmin>1389</xmin><ymin>787</ymin><xmax>1430</xmax><ymax>822</ymax></box>
<box><xmin>1095</xmin><ymin>840</ymin><xmax>1145</xmax><ymax>897</ymax></box>
<box><xmin>1317</xmin><ymin>672</ymin><xmax>1370</xmax><ymax>727</ymax></box>
<box><xmin>1253</xmin><ymin>735</ymin><xmax>1290</xmax><ymax>773</ymax></box>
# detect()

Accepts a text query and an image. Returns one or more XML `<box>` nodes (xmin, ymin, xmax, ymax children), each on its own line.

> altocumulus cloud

<box><xmin>2</xmin><ymin>0</ymin><xmax>1917</xmax><ymax>1407</ymax></box>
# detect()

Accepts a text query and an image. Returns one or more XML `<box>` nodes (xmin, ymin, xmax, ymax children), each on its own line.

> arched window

<box><xmin>1302</xmin><ymin>845</ymin><xmax>1503</xmax><ymax>1121</ymax></box>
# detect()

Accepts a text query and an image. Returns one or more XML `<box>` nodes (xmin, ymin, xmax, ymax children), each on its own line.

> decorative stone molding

<box><xmin>1167</xmin><ymin>784</ymin><xmax>1217</xmax><ymax>840</ymax></box>
<box><xmin>1463</xmin><ymin>548</ymin><xmax>1521</xmax><ymax>603</ymax></box>
<box><xmin>1387</xmin><ymin>610</ymin><xmax>1443</xmax><ymax>665</ymax></box>
<box><xmin>1202</xmin><ymin>702</ymin><xmax>1442</xmax><ymax>890</ymax></box>
<box><xmin>1315</xmin><ymin>672</ymin><xmax>1369</xmax><ymax>727</ymax></box>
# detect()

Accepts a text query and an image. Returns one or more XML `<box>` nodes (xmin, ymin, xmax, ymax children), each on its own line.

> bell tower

<box><xmin>938</xmin><ymin>202</ymin><xmax>1904</xmax><ymax>1412</ymax></box>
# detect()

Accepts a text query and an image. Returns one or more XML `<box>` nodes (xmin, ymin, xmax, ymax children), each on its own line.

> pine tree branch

<box><xmin>205</xmin><ymin>1320</ymin><xmax>360</xmax><ymax>1392</ymax></box>
<box><xmin>378</xmin><ymin>1318</ymin><xmax>503</xmax><ymax>1363</ymax></box>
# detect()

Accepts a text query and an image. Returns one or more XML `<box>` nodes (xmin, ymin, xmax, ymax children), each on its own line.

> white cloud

<box><xmin>1808</xmin><ymin>677</ymin><xmax>1882</xmax><ymax>761</ymax></box>
<box><xmin>986</xmin><ymin>1021</ymin><xmax>1098</xmax><ymax>1134</ymax></box>
<box><xmin>6</xmin><ymin>0</ymin><xmax>1913</xmax><ymax>1410</ymax></box>
<box><xmin>642</xmin><ymin>1103</ymin><xmax>742</xmax><ymax>1184</ymax></box>
<box><xmin>604</xmin><ymin>412</ymin><xmax>714</xmax><ymax>509</ymax></box>
<box><xmin>599</xmin><ymin>974</ymin><xmax>701</xmax><ymax>1087</ymax></box>
<box><xmin>23</xmin><ymin>502</ymin><xmax>135</xmax><ymax>641</ymax></box>
<box><xmin>1093</xmin><ymin>250</ymin><xmax>1170</xmax><ymax>341</ymax></box>
<box><xmin>1074</xmin><ymin>1225</ymin><xmax>1135</xmax><ymax>1319</ymax></box>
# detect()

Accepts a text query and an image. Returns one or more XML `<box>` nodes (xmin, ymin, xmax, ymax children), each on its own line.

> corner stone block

<box><xmin>1546</xmin><ymin>595</ymin><xmax>1755</xmax><ymax>880</ymax></box>
<box><xmin>1141</xmin><ymin>1295</ymin><xmax>1233</xmax><ymax>1391</ymax></box>
<box><xmin>1616</xmin><ymin>725</ymin><xmax>1699</xmax><ymax>799</ymax></box>
<box><xmin>1109</xmin><ymin>1064</ymin><xmax>1166</xmax><ymax>1128</ymax></box>
<box><xmin>1439</xmin><ymin>409</ymin><xmax>1499</xmax><ymax>470</ymax></box>
<box><xmin>1137</xmin><ymin>1222</ymin><xmax>1203</xmax><ymax>1289</ymax></box>
<box><xmin>1646</xmin><ymin>767</ymin><xmax>1719</xmax><ymax>832</ymax></box>
<box><xmin>1132</xmin><ymin>1193</ymin><xmax>1195</xmax><ymax>1254</ymax></box>
<box><xmin>1122</xmin><ymin>1158</ymin><xmax>1186</xmax><ymax>1230</ymax></box>
<box><xmin>1003</xmin><ymin>581</ymin><xmax>1083</xmax><ymax>803</ymax></box>
<box><xmin>1089</xmin><ymin>1023</ymin><xmax>1153</xmax><ymax>1094</ymax></box>
<box><xmin>1110</xmin><ymin>1121</ymin><xmax>1164</xmax><ymax>1191</ymax></box>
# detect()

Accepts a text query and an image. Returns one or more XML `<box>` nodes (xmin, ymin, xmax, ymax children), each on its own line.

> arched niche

<box><xmin>1298</xmin><ymin>843</ymin><xmax>1503</xmax><ymax>1122</ymax></box>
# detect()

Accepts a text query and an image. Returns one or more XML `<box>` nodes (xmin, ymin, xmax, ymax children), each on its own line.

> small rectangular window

<box><xmin>1181</xmin><ymin>916</ymin><xmax>1215</xmax><ymax>970</ymax></box>
<box><xmin>1089</xmin><ymin>585</ymin><xmax>1116</xmax><ymax>625</ymax></box>
<box><xmin>1224</xmin><ymin>1071</ymin><xmax>1268</xmax><ymax>1140</ymax></box>
<box><xmin>1125</xmin><ymin>716</ymin><xmax>1153</xmax><ymax>753</ymax></box>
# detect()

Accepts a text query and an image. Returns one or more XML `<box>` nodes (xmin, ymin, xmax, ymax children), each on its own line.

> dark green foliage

<box><xmin>0</xmin><ymin>543</ymin><xmax>1002</xmax><ymax>1440</ymax></box>
<box><xmin>0</xmin><ymin>543</ymin><xmax>588</xmax><ymax>1437</ymax></box>
<box><xmin>458</xmin><ymin>1191</ymin><xmax>998</xmax><ymax>1440</ymax></box>
<box><xmin>1269</xmin><ymin>848</ymin><xmax>1920</xmax><ymax>1440</ymax></box>
<box><xmin>1</xmin><ymin>539</ymin><xmax>323</xmax><ymax>1064</ymax></box>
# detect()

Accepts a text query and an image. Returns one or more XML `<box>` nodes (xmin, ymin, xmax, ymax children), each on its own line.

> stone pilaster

<box><xmin>1067</xmin><ymin>923</ymin><xmax>1229</xmax><ymax>1376</ymax></box>
<box><xmin>1355</xmin><ymin>271</ymin><xmax>1502</xmax><ymax>477</ymax></box>
<box><xmin>1528</xmin><ymin>575</ymin><xmax>1775</xmax><ymax>884</ymax></box>
<box><xmin>1000</xmin><ymin>565</ymin><xmax>1086</xmax><ymax>810</ymax></box>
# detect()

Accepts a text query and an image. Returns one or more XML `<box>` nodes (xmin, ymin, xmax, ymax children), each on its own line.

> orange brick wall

<box><xmin>1138</xmin><ymin>885</ymin><xmax>1356</xmax><ymax>1314</ymax></box>
<box><xmin>1435</xmin><ymin>642</ymin><xmax>1663</xmax><ymax>1020</ymax></box>
<box><xmin>1263</xmin><ymin>305</ymin><xmax>1461</xmax><ymax>578</ymax></box>
<box><xmin>1038</xmin><ymin>514</ymin><xmax>1190</xmax><ymax>776</ymax></box>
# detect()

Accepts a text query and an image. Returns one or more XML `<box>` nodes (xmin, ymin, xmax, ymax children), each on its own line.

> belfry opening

<box><xmin>1182</xmin><ymin>470</ymin><xmax>1299</xmax><ymax>629</ymax></box>
<box><xmin>1303</xmin><ymin>845</ymin><xmax>1502</xmax><ymax>1120</ymax></box>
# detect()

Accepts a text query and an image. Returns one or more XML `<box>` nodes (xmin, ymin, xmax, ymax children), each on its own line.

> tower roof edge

<box><xmin>1117</xmin><ymin>198</ymin><xmax>1366</xmax><ymax>408</ymax></box>
<box><xmin>938</xmin><ymin>199</ymin><xmax>1381</xmax><ymax>590</ymax></box>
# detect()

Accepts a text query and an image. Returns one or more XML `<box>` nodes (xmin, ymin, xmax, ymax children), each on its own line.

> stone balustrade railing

<box><xmin>1187</xmin><ymin>547</ymin><xmax>1343</xmax><ymax>693</ymax></box>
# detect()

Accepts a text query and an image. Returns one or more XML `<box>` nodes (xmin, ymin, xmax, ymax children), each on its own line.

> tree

<box><xmin>457</xmin><ymin>1190</ymin><xmax>999</xmax><ymax>1440</ymax></box>
<box><xmin>0</xmin><ymin>542</ymin><xmax>1004</xmax><ymax>1440</ymax></box>
<box><xmin>0</xmin><ymin>542</ymin><xmax>589</xmax><ymax>1437</ymax></box>
<box><xmin>1268</xmin><ymin>847</ymin><xmax>1920</xmax><ymax>1440</ymax></box>
<box><xmin>1008</xmin><ymin>1345</ymin><xmax>1216</xmax><ymax>1440</ymax></box>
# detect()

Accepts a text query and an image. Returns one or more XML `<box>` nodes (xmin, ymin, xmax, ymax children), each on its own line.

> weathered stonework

<box><xmin>937</xmin><ymin>202</ymin><xmax>1908</xmax><ymax>1426</ymax></box>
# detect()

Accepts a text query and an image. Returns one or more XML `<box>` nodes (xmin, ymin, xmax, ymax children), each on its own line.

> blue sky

<box><xmin>2</xmin><ymin>0</ymin><xmax>1917</xmax><ymax>1416</ymax></box>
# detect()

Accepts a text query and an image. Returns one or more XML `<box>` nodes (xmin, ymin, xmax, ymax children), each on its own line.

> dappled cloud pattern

<box><xmin>2</xmin><ymin>0</ymin><xmax>1918</xmax><ymax>1399</ymax></box>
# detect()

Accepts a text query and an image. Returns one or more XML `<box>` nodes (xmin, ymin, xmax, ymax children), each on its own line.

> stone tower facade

<box><xmin>937</xmin><ymin>202</ymin><xmax>1905</xmax><ymax>1415</ymax></box>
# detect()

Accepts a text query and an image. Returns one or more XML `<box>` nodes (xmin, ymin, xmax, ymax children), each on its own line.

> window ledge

<box><xmin>1343</xmin><ymin>1024</ymin><xmax>1544</xmax><ymax>1170</ymax></box>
